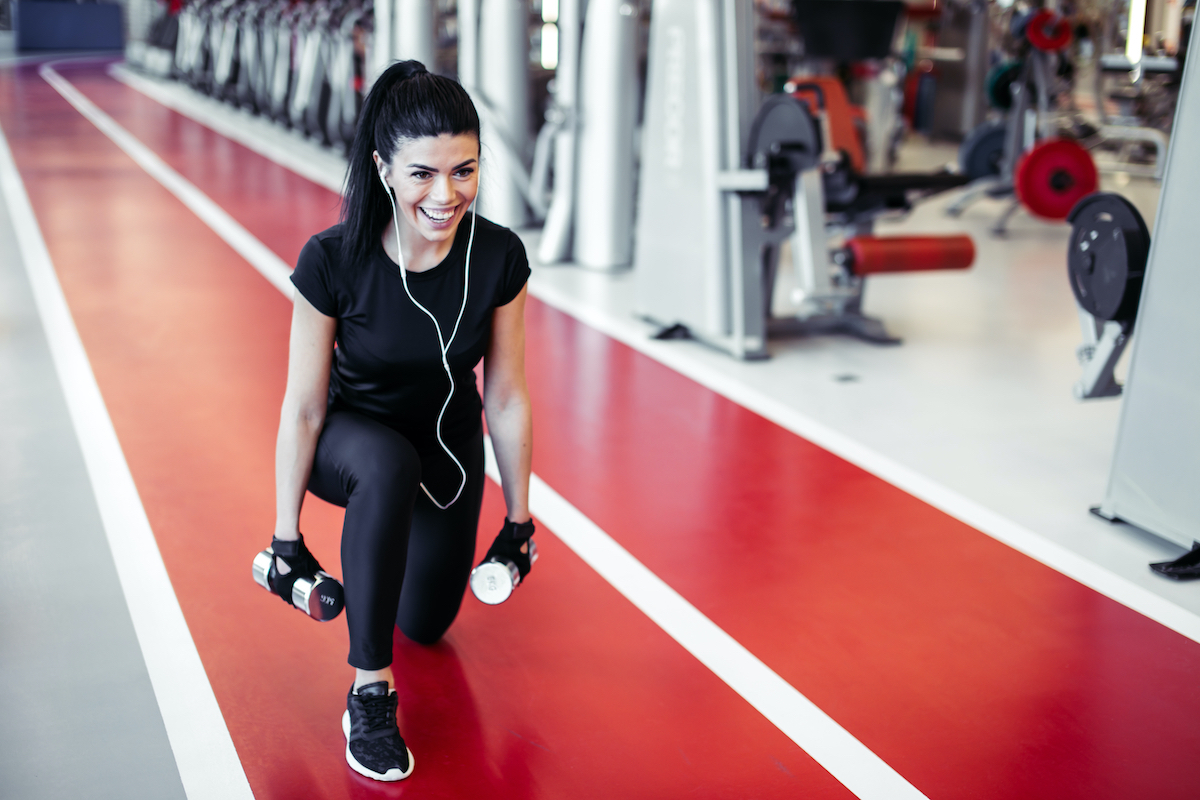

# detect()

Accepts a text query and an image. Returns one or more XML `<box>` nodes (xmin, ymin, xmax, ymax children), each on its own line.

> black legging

<box><xmin>308</xmin><ymin>410</ymin><xmax>485</xmax><ymax>670</ymax></box>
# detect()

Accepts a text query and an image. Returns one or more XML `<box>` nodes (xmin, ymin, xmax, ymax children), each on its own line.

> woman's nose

<box><xmin>429</xmin><ymin>176</ymin><xmax>454</xmax><ymax>203</ymax></box>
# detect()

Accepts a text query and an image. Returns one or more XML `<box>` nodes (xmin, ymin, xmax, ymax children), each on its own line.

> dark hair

<box><xmin>340</xmin><ymin>60</ymin><xmax>481</xmax><ymax>267</ymax></box>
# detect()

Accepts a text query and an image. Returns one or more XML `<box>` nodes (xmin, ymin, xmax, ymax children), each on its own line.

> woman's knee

<box><xmin>329</xmin><ymin>421</ymin><xmax>421</xmax><ymax>498</ymax></box>
<box><xmin>396</xmin><ymin>602</ymin><xmax>461</xmax><ymax>645</ymax></box>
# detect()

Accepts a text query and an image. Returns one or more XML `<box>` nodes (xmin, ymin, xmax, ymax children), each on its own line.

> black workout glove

<box><xmin>268</xmin><ymin>534</ymin><xmax>326</xmax><ymax>607</ymax></box>
<box><xmin>483</xmin><ymin>518</ymin><xmax>537</xmax><ymax>579</ymax></box>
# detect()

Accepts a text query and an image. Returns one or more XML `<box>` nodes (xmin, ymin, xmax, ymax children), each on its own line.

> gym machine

<box><xmin>1090</xmin><ymin>52</ymin><xmax>1175</xmax><ymax>181</ymax></box>
<box><xmin>951</xmin><ymin>8</ymin><xmax>1100</xmax><ymax>234</ymax></box>
<box><xmin>1081</xmin><ymin>0</ymin><xmax>1187</xmax><ymax>181</ymax></box>
<box><xmin>634</xmin><ymin>0</ymin><xmax>976</xmax><ymax>360</ymax></box>
<box><xmin>157</xmin><ymin>0</ymin><xmax>373</xmax><ymax>150</ymax></box>
<box><xmin>1085</xmin><ymin>18</ymin><xmax>1200</xmax><ymax>567</ymax></box>
<box><xmin>129</xmin><ymin>0</ymin><xmax>455</xmax><ymax>154</ymax></box>
<box><xmin>927</xmin><ymin>0</ymin><xmax>991</xmax><ymax>141</ymax></box>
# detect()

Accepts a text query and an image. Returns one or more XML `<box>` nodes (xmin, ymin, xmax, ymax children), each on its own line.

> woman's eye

<box><xmin>455</xmin><ymin>168</ymin><xmax>476</xmax><ymax>178</ymax></box>
<box><xmin>410</xmin><ymin>170</ymin><xmax>431</xmax><ymax>180</ymax></box>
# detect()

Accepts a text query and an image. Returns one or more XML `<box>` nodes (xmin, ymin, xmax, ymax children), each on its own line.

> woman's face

<box><xmin>376</xmin><ymin>133</ymin><xmax>480</xmax><ymax>246</ymax></box>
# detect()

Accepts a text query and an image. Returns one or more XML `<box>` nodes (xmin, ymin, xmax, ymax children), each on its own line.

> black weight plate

<box><xmin>748</xmin><ymin>94</ymin><xmax>823</xmax><ymax>175</ymax></box>
<box><xmin>1066</xmin><ymin>192</ymin><xmax>1150</xmax><ymax>323</ymax></box>
<box><xmin>959</xmin><ymin>120</ymin><xmax>1007</xmax><ymax>180</ymax></box>
<box><xmin>986</xmin><ymin>61</ymin><xmax>1022</xmax><ymax>110</ymax></box>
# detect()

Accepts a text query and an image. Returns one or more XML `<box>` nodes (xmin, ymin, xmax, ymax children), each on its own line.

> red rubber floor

<box><xmin>4</xmin><ymin>60</ymin><xmax>1199</xmax><ymax>799</ymax></box>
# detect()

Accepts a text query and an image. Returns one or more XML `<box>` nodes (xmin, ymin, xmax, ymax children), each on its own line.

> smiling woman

<box><xmin>265</xmin><ymin>60</ymin><xmax>535</xmax><ymax>783</ymax></box>
<box><xmin>375</xmin><ymin>136</ymin><xmax>479</xmax><ymax>268</ymax></box>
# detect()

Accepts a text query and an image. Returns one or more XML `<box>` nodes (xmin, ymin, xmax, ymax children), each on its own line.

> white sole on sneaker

<box><xmin>341</xmin><ymin>709</ymin><xmax>415</xmax><ymax>782</ymax></box>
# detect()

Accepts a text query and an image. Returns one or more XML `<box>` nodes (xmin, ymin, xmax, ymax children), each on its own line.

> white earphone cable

<box><xmin>381</xmin><ymin>171</ymin><xmax>477</xmax><ymax>510</ymax></box>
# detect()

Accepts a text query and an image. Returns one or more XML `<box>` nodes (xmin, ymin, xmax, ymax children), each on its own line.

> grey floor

<box><xmin>0</xmin><ymin>151</ymin><xmax>186</xmax><ymax>797</ymax></box>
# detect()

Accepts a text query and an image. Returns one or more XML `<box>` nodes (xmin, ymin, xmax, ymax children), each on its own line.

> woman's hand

<box><xmin>274</xmin><ymin>293</ymin><xmax>336</xmax><ymax>540</ymax></box>
<box><xmin>483</xmin><ymin>284</ymin><xmax>532</xmax><ymax>524</ymax></box>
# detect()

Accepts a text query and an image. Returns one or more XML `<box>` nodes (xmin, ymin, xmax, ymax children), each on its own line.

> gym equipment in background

<box><xmin>1015</xmin><ymin>138</ymin><xmax>1099</xmax><ymax>219</ymax></box>
<box><xmin>927</xmin><ymin>0</ymin><xmax>991</xmax><ymax>141</ymax></box>
<box><xmin>1092</xmin><ymin>18</ymin><xmax>1200</xmax><ymax>558</ymax></box>
<box><xmin>950</xmin><ymin>6</ymin><xmax>1098</xmax><ymax>235</ymax></box>
<box><xmin>1088</xmin><ymin>54</ymin><xmax>1177</xmax><ymax>181</ymax></box>
<box><xmin>635</xmin><ymin>0</ymin><xmax>975</xmax><ymax>360</ymax></box>
<box><xmin>252</xmin><ymin>546</ymin><xmax>345</xmax><ymax>621</ymax></box>
<box><xmin>135</xmin><ymin>0</ymin><xmax>373</xmax><ymax>153</ymax></box>
<box><xmin>1065</xmin><ymin>192</ymin><xmax>1148</xmax><ymax>399</ymax></box>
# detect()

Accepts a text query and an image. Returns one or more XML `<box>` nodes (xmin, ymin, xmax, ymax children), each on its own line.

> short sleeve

<box><xmin>496</xmin><ymin>231</ymin><xmax>531</xmax><ymax>307</ymax></box>
<box><xmin>290</xmin><ymin>236</ymin><xmax>338</xmax><ymax>317</ymax></box>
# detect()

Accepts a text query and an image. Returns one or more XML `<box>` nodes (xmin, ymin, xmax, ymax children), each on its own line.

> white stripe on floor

<box><xmin>42</xmin><ymin>63</ymin><xmax>931</xmax><ymax>800</ymax></box>
<box><xmin>41</xmin><ymin>62</ymin><xmax>295</xmax><ymax>299</ymax></box>
<box><xmin>0</xmin><ymin>85</ymin><xmax>255</xmax><ymax>800</ymax></box>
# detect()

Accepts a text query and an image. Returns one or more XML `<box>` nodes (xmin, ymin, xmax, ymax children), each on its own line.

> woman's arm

<box><xmin>483</xmin><ymin>284</ymin><xmax>532</xmax><ymax>524</ymax></box>
<box><xmin>274</xmin><ymin>293</ymin><xmax>337</xmax><ymax>540</ymax></box>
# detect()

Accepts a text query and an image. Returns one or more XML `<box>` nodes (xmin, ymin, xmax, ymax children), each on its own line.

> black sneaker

<box><xmin>342</xmin><ymin>682</ymin><xmax>414</xmax><ymax>782</ymax></box>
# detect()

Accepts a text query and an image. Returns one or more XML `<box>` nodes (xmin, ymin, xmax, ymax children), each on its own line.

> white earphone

<box><xmin>378</xmin><ymin>164</ymin><xmax>479</xmax><ymax>510</ymax></box>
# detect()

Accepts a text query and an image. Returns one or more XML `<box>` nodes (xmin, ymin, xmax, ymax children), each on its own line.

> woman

<box><xmin>266</xmin><ymin>60</ymin><xmax>534</xmax><ymax>782</ymax></box>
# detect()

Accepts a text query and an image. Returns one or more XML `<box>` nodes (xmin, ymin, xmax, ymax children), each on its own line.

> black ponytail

<box><xmin>340</xmin><ymin>60</ymin><xmax>481</xmax><ymax>267</ymax></box>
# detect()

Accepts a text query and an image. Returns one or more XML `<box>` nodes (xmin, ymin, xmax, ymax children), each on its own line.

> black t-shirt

<box><xmin>290</xmin><ymin>214</ymin><xmax>529</xmax><ymax>493</ymax></box>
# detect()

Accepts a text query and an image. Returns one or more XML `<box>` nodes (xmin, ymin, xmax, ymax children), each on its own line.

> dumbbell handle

<box><xmin>252</xmin><ymin>547</ymin><xmax>344</xmax><ymax>621</ymax></box>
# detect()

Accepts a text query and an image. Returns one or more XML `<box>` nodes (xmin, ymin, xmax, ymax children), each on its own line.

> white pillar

<box><xmin>372</xmin><ymin>0</ymin><xmax>395</xmax><ymax>80</ymax></box>
<box><xmin>574</xmin><ymin>0</ymin><xmax>638</xmax><ymax>268</ymax></box>
<box><xmin>396</xmin><ymin>0</ymin><xmax>436</xmax><ymax>68</ymax></box>
<box><xmin>458</xmin><ymin>0</ymin><xmax>480</xmax><ymax>90</ymax></box>
<box><xmin>537</xmin><ymin>0</ymin><xmax>582</xmax><ymax>263</ymax></box>
<box><xmin>476</xmin><ymin>0</ymin><xmax>529</xmax><ymax>228</ymax></box>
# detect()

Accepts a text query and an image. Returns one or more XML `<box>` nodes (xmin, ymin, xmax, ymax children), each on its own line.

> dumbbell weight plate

<box><xmin>986</xmin><ymin>61</ymin><xmax>1023</xmax><ymax>110</ymax></box>
<box><xmin>252</xmin><ymin>547</ymin><xmax>274</xmax><ymax>591</ymax></box>
<box><xmin>470</xmin><ymin>560</ymin><xmax>520</xmax><ymax>605</ymax></box>
<box><xmin>292</xmin><ymin>572</ymin><xmax>344</xmax><ymax>621</ymax></box>
<box><xmin>1015</xmin><ymin>138</ymin><xmax>1098</xmax><ymax>220</ymax></box>
<box><xmin>959</xmin><ymin>120</ymin><xmax>1007</xmax><ymax>180</ymax></box>
<box><xmin>1066</xmin><ymin>192</ymin><xmax>1149</xmax><ymax>324</ymax></box>
<box><xmin>1025</xmin><ymin>9</ymin><xmax>1073</xmax><ymax>52</ymax></box>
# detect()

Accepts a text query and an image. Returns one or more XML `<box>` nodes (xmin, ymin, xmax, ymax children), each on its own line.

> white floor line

<box><xmin>527</xmin><ymin>279</ymin><xmax>1200</xmax><ymax>647</ymax></box>
<box><xmin>480</xmin><ymin>440</ymin><xmax>927</xmax><ymax>800</ymax></box>
<box><xmin>0</xmin><ymin>101</ymin><xmax>253</xmax><ymax>800</ymax></box>
<box><xmin>44</xmin><ymin>65</ymin><xmax>931</xmax><ymax>800</ymax></box>
<box><xmin>108</xmin><ymin>63</ymin><xmax>346</xmax><ymax>194</ymax></box>
<box><xmin>41</xmin><ymin>63</ymin><xmax>294</xmax><ymax>298</ymax></box>
<box><xmin>105</xmin><ymin>65</ymin><xmax>1200</xmax><ymax>647</ymax></box>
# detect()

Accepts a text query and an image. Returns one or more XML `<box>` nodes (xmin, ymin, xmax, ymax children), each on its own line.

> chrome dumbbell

<box><xmin>470</xmin><ymin>539</ymin><xmax>538</xmax><ymax>605</ymax></box>
<box><xmin>252</xmin><ymin>546</ymin><xmax>344</xmax><ymax>621</ymax></box>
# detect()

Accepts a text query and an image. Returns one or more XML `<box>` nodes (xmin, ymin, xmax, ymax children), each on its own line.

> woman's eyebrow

<box><xmin>405</xmin><ymin>158</ymin><xmax>479</xmax><ymax>171</ymax></box>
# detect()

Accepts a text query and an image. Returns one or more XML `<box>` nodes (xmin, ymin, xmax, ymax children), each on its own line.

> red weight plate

<box><xmin>1026</xmin><ymin>9</ymin><xmax>1073</xmax><ymax>51</ymax></box>
<box><xmin>1015</xmin><ymin>138</ymin><xmax>1098</xmax><ymax>220</ymax></box>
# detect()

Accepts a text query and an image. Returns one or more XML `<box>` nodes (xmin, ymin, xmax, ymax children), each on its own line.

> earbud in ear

<box><xmin>378</xmin><ymin>168</ymin><xmax>390</xmax><ymax>192</ymax></box>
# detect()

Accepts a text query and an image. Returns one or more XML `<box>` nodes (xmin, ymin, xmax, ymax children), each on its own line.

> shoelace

<box><xmin>357</xmin><ymin>692</ymin><xmax>398</xmax><ymax>735</ymax></box>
